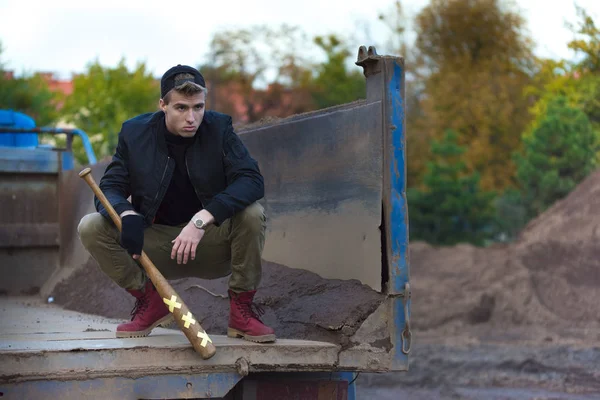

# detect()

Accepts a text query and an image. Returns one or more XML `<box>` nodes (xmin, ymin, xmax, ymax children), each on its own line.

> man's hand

<box><xmin>171</xmin><ymin>210</ymin><xmax>214</xmax><ymax>264</ymax></box>
<box><xmin>171</xmin><ymin>222</ymin><xmax>205</xmax><ymax>264</ymax></box>
<box><xmin>120</xmin><ymin>213</ymin><xmax>144</xmax><ymax>260</ymax></box>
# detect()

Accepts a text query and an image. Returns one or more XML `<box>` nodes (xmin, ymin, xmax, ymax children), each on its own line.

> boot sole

<box><xmin>227</xmin><ymin>327</ymin><xmax>276</xmax><ymax>343</ymax></box>
<box><xmin>116</xmin><ymin>314</ymin><xmax>175</xmax><ymax>338</ymax></box>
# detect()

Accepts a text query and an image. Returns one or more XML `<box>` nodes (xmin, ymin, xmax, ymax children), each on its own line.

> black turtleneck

<box><xmin>154</xmin><ymin>118</ymin><xmax>203</xmax><ymax>226</ymax></box>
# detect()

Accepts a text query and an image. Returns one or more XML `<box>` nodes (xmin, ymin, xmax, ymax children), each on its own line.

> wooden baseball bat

<box><xmin>79</xmin><ymin>167</ymin><xmax>216</xmax><ymax>360</ymax></box>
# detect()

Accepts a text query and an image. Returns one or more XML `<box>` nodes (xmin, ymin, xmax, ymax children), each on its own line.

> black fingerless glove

<box><xmin>120</xmin><ymin>214</ymin><xmax>144</xmax><ymax>255</ymax></box>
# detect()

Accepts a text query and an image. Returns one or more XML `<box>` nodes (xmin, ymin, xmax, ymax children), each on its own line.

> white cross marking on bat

<box><xmin>197</xmin><ymin>330</ymin><xmax>213</xmax><ymax>347</ymax></box>
<box><xmin>181</xmin><ymin>312</ymin><xmax>196</xmax><ymax>328</ymax></box>
<box><xmin>163</xmin><ymin>295</ymin><xmax>182</xmax><ymax>313</ymax></box>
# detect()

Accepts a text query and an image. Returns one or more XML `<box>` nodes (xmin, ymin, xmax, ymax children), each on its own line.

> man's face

<box><xmin>160</xmin><ymin>91</ymin><xmax>206</xmax><ymax>137</ymax></box>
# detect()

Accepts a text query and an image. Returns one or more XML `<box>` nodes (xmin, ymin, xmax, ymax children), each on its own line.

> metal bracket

<box><xmin>355</xmin><ymin>45</ymin><xmax>382</xmax><ymax>77</ymax></box>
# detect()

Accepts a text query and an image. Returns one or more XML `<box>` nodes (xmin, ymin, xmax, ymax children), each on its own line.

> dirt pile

<box><xmin>411</xmin><ymin>169</ymin><xmax>600</xmax><ymax>337</ymax></box>
<box><xmin>51</xmin><ymin>259</ymin><xmax>385</xmax><ymax>346</ymax></box>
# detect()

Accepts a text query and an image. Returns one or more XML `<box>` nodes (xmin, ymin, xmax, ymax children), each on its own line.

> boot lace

<box><xmin>130</xmin><ymin>292</ymin><xmax>149</xmax><ymax>320</ymax></box>
<box><xmin>238</xmin><ymin>298</ymin><xmax>265</xmax><ymax>321</ymax></box>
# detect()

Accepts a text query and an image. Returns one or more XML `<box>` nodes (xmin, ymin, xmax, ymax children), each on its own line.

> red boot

<box><xmin>116</xmin><ymin>280</ymin><xmax>174</xmax><ymax>338</ymax></box>
<box><xmin>228</xmin><ymin>289</ymin><xmax>276</xmax><ymax>343</ymax></box>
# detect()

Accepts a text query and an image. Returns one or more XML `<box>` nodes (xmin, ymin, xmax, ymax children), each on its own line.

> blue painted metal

<box><xmin>0</xmin><ymin>372</ymin><xmax>242</xmax><ymax>400</ymax></box>
<box><xmin>336</xmin><ymin>372</ymin><xmax>357</xmax><ymax>400</ymax></box>
<box><xmin>356</xmin><ymin>48</ymin><xmax>412</xmax><ymax>370</ymax></box>
<box><xmin>385</xmin><ymin>57</ymin><xmax>411</xmax><ymax>370</ymax></box>
<box><xmin>355</xmin><ymin>46</ymin><xmax>411</xmax><ymax>370</ymax></box>
<box><xmin>68</xmin><ymin>128</ymin><xmax>98</xmax><ymax>165</ymax></box>
<box><xmin>387</xmin><ymin>60</ymin><xmax>410</xmax><ymax>294</ymax></box>
<box><xmin>62</xmin><ymin>149</ymin><xmax>75</xmax><ymax>171</ymax></box>
<box><xmin>0</xmin><ymin>110</ymin><xmax>38</xmax><ymax>147</ymax></box>
<box><xmin>0</xmin><ymin>126</ymin><xmax>97</xmax><ymax>168</ymax></box>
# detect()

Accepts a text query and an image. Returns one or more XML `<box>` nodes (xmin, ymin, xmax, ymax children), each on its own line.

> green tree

<box><xmin>62</xmin><ymin>59</ymin><xmax>158</xmax><ymax>162</ymax></box>
<box><xmin>515</xmin><ymin>96</ymin><xmax>599</xmax><ymax>218</ymax></box>
<box><xmin>309</xmin><ymin>35</ymin><xmax>366</xmax><ymax>109</ymax></box>
<box><xmin>492</xmin><ymin>188</ymin><xmax>527</xmax><ymax>242</ymax></box>
<box><xmin>412</xmin><ymin>0</ymin><xmax>537</xmax><ymax>191</ymax></box>
<box><xmin>0</xmin><ymin>42</ymin><xmax>59</xmax><ymax>126</ymax></box>
<box><xmin>408</xmin><ymin>130</ymin><xmax>497</xmax><ymax>245</ymax></box>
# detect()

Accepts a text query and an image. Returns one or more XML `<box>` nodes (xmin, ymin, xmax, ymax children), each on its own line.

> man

<box><xmin>78</xmin><ymin>65</ymin><xmax>275</xmax><ymax>343</ymax></box>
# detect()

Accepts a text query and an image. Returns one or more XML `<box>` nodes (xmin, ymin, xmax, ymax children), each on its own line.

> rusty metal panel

<box><xmin>56</xmin><ymin>165</ymin><xmax>105</xmax><ymax>267</ymax></box>
<box><xmin>239</xmin><ymin>101</ymin><xmax>383</xmax><ymax>291</ymax></box>
<box><xmin>0</xmin><ymin>248</ymin><xmax>58</xmax><ymax>295</ymax></box>
<box><xmin>0</xmin><ymin>373</ymin><xmax>241</xmax><ymax>400</ymax></box>
<box><xmin>254</xmin><ymin>380</ymin><xmax>348</xmax><ymax>400</ymax></box>
<box><xmin>0</xmin><ymin>173</ymin><xmax>59</xmax><ymax>224</ymax></box>
<box><xmin>0</xmin><ymin>149</ymin><xmax>60</xmax><ymax>295</ymax></box>
<box><xmin>0</xmin><ymin>223</ymin><xmax>59</xmax><ymax>247</ymax></box>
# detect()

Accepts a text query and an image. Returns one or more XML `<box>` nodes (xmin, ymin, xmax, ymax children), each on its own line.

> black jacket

<box><xmin>95</xmin><ymin>110</ymin><xmax>264</xmax><ymax>227</ymax></box>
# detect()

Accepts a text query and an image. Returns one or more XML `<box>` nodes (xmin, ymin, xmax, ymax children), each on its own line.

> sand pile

<box><xmin>411</xmin><ymin>169</ymin><xmax>600</xmax><ymax>336</ymax></box>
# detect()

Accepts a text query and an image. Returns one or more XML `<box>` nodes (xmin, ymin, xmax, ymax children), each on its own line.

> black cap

<box><xmin>160</xmin><ymin>65</ymin><xmax>206</xmax><ymax>98</ymax></box>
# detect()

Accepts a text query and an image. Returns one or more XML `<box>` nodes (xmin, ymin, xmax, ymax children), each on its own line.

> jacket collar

<box><xmin>154</xmin><ymin>110</ymin><xmax>213</xmax><ymax>156</ymax></box>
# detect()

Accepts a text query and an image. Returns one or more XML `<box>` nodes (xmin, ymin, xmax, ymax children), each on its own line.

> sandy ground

<box><xmin>356</xmin><ymin>331</ymin><xmax>600</xmax><ymax>399</ymax></box>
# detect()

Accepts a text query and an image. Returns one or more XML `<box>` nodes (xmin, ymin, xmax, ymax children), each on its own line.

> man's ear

<box><xmin>159</xmin><ymin>98</ymin><xmax>166</xmax><ymax>111</ymax></box>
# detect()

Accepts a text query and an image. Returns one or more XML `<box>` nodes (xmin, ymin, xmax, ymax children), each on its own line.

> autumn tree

<box><xmin>206</xmin><ymin>25</ymin><xmax>315</xmax><ymax>123</ymax></box>
<box><xmin>413</xmin><ymin>0</ymin><xmax>536</xmax><ymax>191</ymax></box>
<box><xmin>568</xmin><ymin>5</ymin><xmax>600</xmax><ymax>74</ymax></box>
<box><xmin>523</xmin><ymin>7</ymin><xmax>599</xmax><ymax>155</ymax></box>
<box><xmin>561</xmin><ymin>7</ymin><xmax>599</xmax><ymax>127</ymax></box>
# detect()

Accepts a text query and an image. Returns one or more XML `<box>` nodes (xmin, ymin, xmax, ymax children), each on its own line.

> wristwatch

<box><xmin>192</xmin><ymin>216</ymin><xmax>208</xmax><ymax>230</ymax></box>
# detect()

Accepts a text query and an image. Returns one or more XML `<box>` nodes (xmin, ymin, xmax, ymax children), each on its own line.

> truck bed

<box><xmin>0</xmin><ymin>297</ymin><xmax>340</xmax><ymax>385</ymax></box>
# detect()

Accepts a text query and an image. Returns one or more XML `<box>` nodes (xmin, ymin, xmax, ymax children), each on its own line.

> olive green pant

<box><xmin>77</xmin><ymin>202</ymin><xmax>266</xmax><ymax>293</ymax></box>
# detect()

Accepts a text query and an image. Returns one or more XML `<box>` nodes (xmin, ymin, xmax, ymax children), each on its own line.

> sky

<box><xmin>0</xmin><ymin>0</ymin><xmax>599</xmax><ymax>80</ymax></box>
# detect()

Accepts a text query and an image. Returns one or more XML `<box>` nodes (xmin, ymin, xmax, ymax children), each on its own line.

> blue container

<box><xmin>0</xmin><ymin>110</ymin><xmax>38</xmax><ymax>147</ymax></box>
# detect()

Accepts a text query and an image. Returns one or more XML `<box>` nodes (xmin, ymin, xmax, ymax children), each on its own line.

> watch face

<box><xmin>194</xmin><ymin>218</ymin><xmax>204</xmax><ymax>228</ymax></box>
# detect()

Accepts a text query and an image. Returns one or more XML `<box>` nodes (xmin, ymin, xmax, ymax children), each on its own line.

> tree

<box><xmin>412</xmin><ymin>0</ymin><xmax>537</xmax><ymax>191</ymax></box>
<box><xmin>62</xmin><ymin>59</ymin><xmax>158</xmax><ymax>162</ymax></box>
<box><xmin>205</xmin><ymin>26</ymin><xmax>367</xmax><ymax>123</ymax></box>
<box><xmin>0</xmin><ymin>41</ymin><xmax>59</xmax><ymax>126</ymax></box>
<box><xmin>492</xmin><ymin>188</ymin><xmax>527</xmax><ymax>242</ymax></box>
<box><xmin>566</xmin><ymin>7</ymin><xmax>600</xmax><ymax>127</ymax></box>
<box><xmin>567</xmin><ymin>5</ymin><xmax>600</xmax><ymax>74</ymax></box>
<box><xmin>408</xmin><ymin>130</ymin><xmax>497</xmax><ymax>246</ymax></box>
<box><xmin>206</xmin><ymin>25</ymin><xmax>315</xmax><ymax>123</ymax></box>
<box><xmin>515</xmin><ymin>96</ymin><xmax>599</xmax><ymax>218</ymax></box>
<box><xmin>309</xmin><ymin>35</ymin><xmax>366</xmax><ymax>109</ymax></box>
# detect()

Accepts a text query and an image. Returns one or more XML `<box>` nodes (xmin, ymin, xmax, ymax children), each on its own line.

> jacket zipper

<box><xmin>146</xmin><ymin>156</ymin><xmax>170</xmax><ymax>219</ymax></box>
<box><xmin>185</xmin><ymin>154</ymin><xmax>204</xmax><ymax>207</ymax></box>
